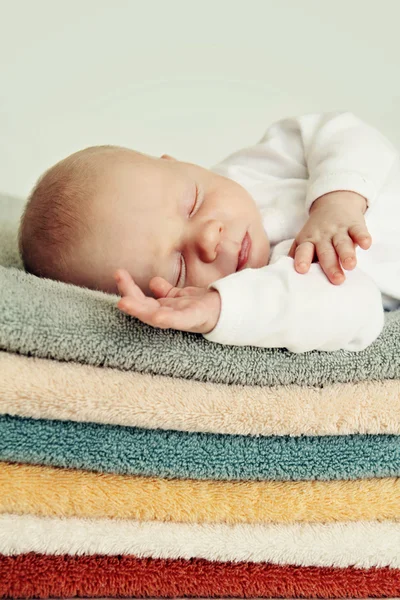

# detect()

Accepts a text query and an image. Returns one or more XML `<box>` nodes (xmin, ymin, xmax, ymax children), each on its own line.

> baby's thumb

<box><xmin>149</xmin><ymin>276</ymin><xmax>175</xmax><ymax>299</ymax></box>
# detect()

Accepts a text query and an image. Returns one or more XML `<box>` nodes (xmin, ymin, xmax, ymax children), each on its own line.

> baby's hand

<box><xmin>288</xmin><ymin>191</ymin><xmax>372</xmax><ymax>284</ymax></box>
<box><xmin>115</xmin><ymin>269</ymin><xmax>221</xmax><ymax>334</ymax></box>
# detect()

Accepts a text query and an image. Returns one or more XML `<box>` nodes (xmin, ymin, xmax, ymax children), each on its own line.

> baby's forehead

<box><xmin>94</xmin><ymin>150</ymin><xmax>161</xmax><ymax>182</ymax></box>
<box><xmin>99</xmin><ymin>156</ymin><xmax>180</xmax><ymax>205</ymax></box>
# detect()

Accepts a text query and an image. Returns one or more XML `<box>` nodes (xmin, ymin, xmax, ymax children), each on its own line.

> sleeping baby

<box><xmin>18</xmin><ymin>111</ymin><xmax>400</xmax><ymax>352</ymax></box>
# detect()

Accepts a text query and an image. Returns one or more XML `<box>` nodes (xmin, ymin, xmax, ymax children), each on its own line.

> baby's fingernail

<box><xmin>298</xmin><ymin>262</ymin><xmax>307</xmax><ymax>271</ymax></box>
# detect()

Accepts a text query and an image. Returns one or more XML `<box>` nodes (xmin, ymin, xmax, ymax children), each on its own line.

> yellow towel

<box><xmin>1</xmin><ymin>462</ymin><xmax>399</xmax><ymax>523</ymax></box>
<box><xmin>1</xmin><ymin>351</ymin><xmax>400</xmax><ymax>436</ymax></box>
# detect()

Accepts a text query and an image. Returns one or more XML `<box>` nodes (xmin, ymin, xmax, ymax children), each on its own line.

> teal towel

<box><xmin>1</xmin><ymin>194</ymin><xmax>399</xmax><ymax>387</ymax></box>
<box><xmin>1</xmin><ymin>414</ymin><xmax>399</xmax><ymax>481</ymax></box>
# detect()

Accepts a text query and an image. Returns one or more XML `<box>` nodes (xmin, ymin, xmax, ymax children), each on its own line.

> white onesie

<box><xmin>203</xmin><ymin>111</ymin><xmax>400</xmax><ymax>353</ymax></box>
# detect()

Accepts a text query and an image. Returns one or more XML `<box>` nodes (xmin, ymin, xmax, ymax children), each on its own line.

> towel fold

<box><xmin>1</xmin><ymin>414</ymin><xmax>400</xmax><ymax>481</ymax></box>
<box><xmin>2</xmin><ymin>514</ymin><xmax>400</xmax><ymax>569</ymax></box>
<box><xmin>1</xmin><ymin>554</ymin><xmax>399</xmax><ymax>599</ymax></box>
<box><xmin>2</xmin><ymin>351</ymin><xmax>400</xmax><ymax>437</ymax></box>
<box><xmin>1</xmin><ymin>265</ymin><xmax>400</xmax><ymax>387</ymax></box>
<box><xmin>2</xmin><ymin>462</ymin><xmax>400</xmax><ymax>523</ymax></box>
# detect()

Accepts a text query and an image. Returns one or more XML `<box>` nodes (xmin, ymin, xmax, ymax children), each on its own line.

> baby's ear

<box><xmin>161</xmin><ymin>154</ymin><xmax>177</xmax><ymax>161</ymax></box>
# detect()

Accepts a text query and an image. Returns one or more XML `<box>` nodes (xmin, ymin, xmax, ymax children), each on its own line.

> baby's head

<box><xmin>19</xmin><ymin>145</ymin><xmax>270</xmax><ymax>295</ymax></box>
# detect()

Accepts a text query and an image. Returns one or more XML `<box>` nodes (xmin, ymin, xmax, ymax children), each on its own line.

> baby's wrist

<box><xmin>311</xmin><ymin>190</ymin><xmax>367</xmax><ymax>214</ymax></box>
<box><xmin>203</xmin><ymin>290</ymin><xmax>221</xmax><ymax>334</ymax></box>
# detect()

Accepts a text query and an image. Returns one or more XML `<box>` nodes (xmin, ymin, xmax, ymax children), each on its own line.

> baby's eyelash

<box><xmin>189</xmin><ymin>186</ymin><xmax>200</xmax><ymax>217</ymax></box>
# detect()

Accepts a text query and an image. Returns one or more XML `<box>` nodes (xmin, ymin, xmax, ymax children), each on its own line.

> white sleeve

<box><xmin>258</xmin><ymin>111</ymin><xmax>399</xmax><ymax>211</ymax></box>
<box><xmin>203</xmin><ymin>257</ymin><xmax>384</xmax><ymax>353</ymax></box>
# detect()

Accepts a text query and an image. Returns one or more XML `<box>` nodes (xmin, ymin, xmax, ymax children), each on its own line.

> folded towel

<box><xmin>1</xmin><ymin>554</ymin><xmax>399</xmax><ymax>599</ymax></box>
<box><xmin>2</xmin><ymin>514</ymin><xmax>400</xmax><ymax>569</ymax></box>
<box><xmin>1</xmin><ymin>414</ymin><xmax>400</xmax><ymax>481</ymax></box>
<box><xmin>2</xmin><ymin>265</ymin><xmax>400</xmax><ymax>385</ymax></box>
<box><xmin>2</xmin><ymin>352</ymin><xmax>400</xmax><ymax>437</ymax></box>
<box><xmin>3</xmin><ymin>462</ymin><xmax>400</xmax><ymax>523</ymax></box>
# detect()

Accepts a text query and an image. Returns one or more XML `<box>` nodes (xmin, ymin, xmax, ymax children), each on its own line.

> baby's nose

<box><xmin>197</xmin><ymin>220</ymin><xmax>224</xmax><ymax>263</ymax></box>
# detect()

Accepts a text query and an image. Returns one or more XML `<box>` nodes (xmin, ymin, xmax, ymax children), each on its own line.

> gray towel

<box><xmin>1</xmin><ymin>194</ymin><xmax>399</xmax><ymax>387</ymax></box>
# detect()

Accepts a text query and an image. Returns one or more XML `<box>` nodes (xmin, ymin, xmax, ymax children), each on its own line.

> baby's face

<box><xmin>74</xmin><ymin>151</ymin><xmax>270</xmax><ymax>295</ymax></box>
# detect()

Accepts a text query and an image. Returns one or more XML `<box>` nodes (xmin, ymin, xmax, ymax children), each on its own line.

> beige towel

<box><xmin>1</xmin><ymin>351</ymin><xmax>400</xmax><ymax>436</ymax></box>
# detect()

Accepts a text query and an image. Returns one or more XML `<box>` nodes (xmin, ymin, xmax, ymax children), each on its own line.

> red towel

<box><xmin>1</xmin><ymin>554</ymin><xmax>399</xmax><ymax>598</ymax></box>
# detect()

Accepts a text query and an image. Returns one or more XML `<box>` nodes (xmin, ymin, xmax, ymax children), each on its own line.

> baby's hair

<box><xmin>18</xmin><ymin>146</ymin><xmax>118</xmax><ymax>282</ymax></box>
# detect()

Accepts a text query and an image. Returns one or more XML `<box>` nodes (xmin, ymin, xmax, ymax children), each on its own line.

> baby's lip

<box><xmin>236</xmin><ymin>231</ymin><xmax>251</xmax><ymax>271</ymax></box>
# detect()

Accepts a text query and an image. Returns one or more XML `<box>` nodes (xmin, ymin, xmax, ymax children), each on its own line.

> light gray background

<box><xmin>1</xmin><ymin>0</ymin><xmax>400</xmax><ymax>200</ymax></box>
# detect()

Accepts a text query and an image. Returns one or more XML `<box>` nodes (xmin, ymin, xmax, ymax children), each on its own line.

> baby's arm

<box><xmin>116</xmin><ymin>257</ymin><xmax>384</xmax><ymax>353</ymax></box>
<box><xmin>259</xmin><ymin>111</ymin><xmax>399</xmax><ymax>282</ymax></box>
<box><xmin>203</xmin><ymin>257</ymin><xmax>384</xmax><ymax>352</ymax></box>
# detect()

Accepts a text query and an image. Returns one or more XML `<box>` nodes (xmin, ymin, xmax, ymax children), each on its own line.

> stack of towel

<box><xmin>1</xmin><ymin>193</ymin><xmax>400</xmax><ymax>599</ymax></box>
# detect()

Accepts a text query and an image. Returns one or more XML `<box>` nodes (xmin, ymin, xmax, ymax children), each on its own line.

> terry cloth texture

<box><xmin>2</xmin><ymin>414</ymin><xmax>400</xmax><ymax>481</ymax></box>
<box><xmin>2</xmin><ymin>352</ymin><xmax>400</xmax><ymax>437</ymax></box>
<box><xmin>2</xmin><ymin>514</ymin><xmax>400</xmax><ymax>569</ymax></box>
<box><xmin>2</xmin><ymin>265</ymin><xmax>400</xmax><ymax>386</ymax></box>
<box><xmin>1</xmin><ymin>555</ymin><xmax>400</xmax><ymax>600</ymax></box>
<box><xmin>3</xmin><ymin>462</ymin><xmax>400</xmax><ymax>523</ymax></box>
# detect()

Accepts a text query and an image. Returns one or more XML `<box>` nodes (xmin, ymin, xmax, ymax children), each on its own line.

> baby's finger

<box><xmin>294</xmin><ymin>241</ymin><xmax>315</xmax><ymax>273</ymax></box>
<box><xmin>348</xmin><ymin>224</ymin><xmax>372</xmax><ymax>250</ymax></box>
<box><xmin>149</xmin><ymin>276</ymin><xmax>176</xmax><ymax>299</ymax></box>
<box><xmin>115</xmin><ymin>269</ymin><xmax>145</xmax><ymax>300</ymax></box>
<box><xmin>332</xmin><ymin>234</ymin><xmax>357</xmax><ymax>270</ymax></box>
<box><xmin>316</xmin><ymin>242</ymin><xmax>344</xmax><ymax>285</ymax></box>
<box><xmin>118</xmin><ymin>295</ymin><xmax>173</xmax><ymax>327</ymax></box>
<box><xmin>288</xmin><ymin>240</ymin><xmax>297</xmax><ymax>259</ymax></box>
